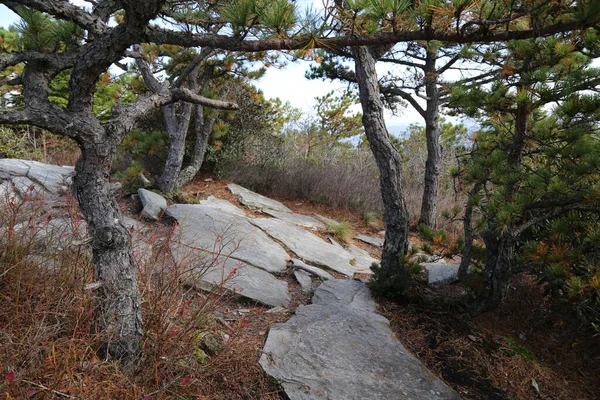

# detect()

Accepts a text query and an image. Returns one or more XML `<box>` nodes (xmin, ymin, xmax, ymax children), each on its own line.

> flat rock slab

<box><xmin>171</xmin><ymin>244</ymin><xmax>290</xmax><ymax>307</ymax></box>
<box><xmin>347</xmin><ymin>244</ymin><xmax>378</xmax><ymax>274</ymax></box>
<box><xmin>262</xmin><ymin>209</ymin><xmax>325</xmax><ymax>229</ymax></box>
<box><xmin>294</xmin><ymin>269</ymin><xmax>313</xmax><ymax>293</ymax></box>
<box><xmin>0</xmin><ymin>159</ymin><xmax>74</xmax><ymax>196</ymax></box>
<box><xmin>260</xmin><ymin>280</ymin><xmax>460</xmax><ymax>400</ymax></box>
<box><xmin>227</xmin><ymin>183</ymin><xmax>291</xmax><ymax>212</ymax></box>
<box><xmin>138</xmin><ymin>188</ymin><xmax>167</xmax><ymax>221</ymax></box>
<box><xmin>355</xmin><ymin>234</ymin><xmax>384</xmax><ymax>248</ymax></box>
<box><xmin>313</xmin><ymin>213</ymin><xmax>340</xmax><ymax>227</ymax></box>
<box><xmin>252</xmin><ymin>218</ymin><xmax>356</xmax><ymax>277</ymax></box>
<box><xmin>422</xmin><ymin>263</ymin><xmax>460</xmax><ymax>286</ymax></box>
<box><xmin>166</xmin><ymin>203</ymin><xmax>288</xmax><ymax>273</ymax></box>
<box><xmin>290</xmin><ymin>258</ymin><xmax>334</xmax><ymax>280</ymax></box>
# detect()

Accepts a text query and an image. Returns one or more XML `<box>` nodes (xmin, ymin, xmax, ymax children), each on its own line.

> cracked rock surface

<box><xmin>260</xmin><ymin>280</ymin><xmax>460</xmax><ymax>400</ymax></box>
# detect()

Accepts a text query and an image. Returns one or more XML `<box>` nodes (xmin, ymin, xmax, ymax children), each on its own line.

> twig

<box><xmin>21</xmin><ymin>379</ymin><xmax>75</xmax><ymax>398</ymax></box>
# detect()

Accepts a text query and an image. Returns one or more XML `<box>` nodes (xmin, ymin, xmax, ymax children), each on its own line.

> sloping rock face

<box><xmin>251</xmin><ymin>218</ymin><xmax>356</xmax><ymax>277</ymax></box>
<box><xmin>166</xmin><ymin>203</ymin><xmax>289</xmax><ymax>273</ymax></box>
<box><xmin>138</xmin><ymin>188</ymin><xmax>167</xmax><ymax>221</ymax></box>
<box><xmin>262</xmin><ymin>209</ymin><xmax>325</xmax><ymax>229</ymax></box>
<box><xmin>0</xmin><ymin>159</ymin><xmax>74</xmax><ymax>200</ymax></box>
<box><xmin>355</xmin><ymin>234</ymin><xmax>384</xmax><ymax>248</ymax></box>
<box><xmin>260</xmin><ymin>280</ymin><xmax>460</xmax><ymax>400</ymax></box>
<box><xmin>227</xmin><ymin>183</ymin><xmax>291</xmax><ymax>212</ymax></box>
<box><xmin>170</xmin><ymin>244</ymin><xmax>290</xmax><ymax>307</ymax></box>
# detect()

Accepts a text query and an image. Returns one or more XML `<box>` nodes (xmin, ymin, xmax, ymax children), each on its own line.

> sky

<box><xmin>0</xmin><ymin>2</ymin><xmax>444</xmax><ymax>136</ymax></box>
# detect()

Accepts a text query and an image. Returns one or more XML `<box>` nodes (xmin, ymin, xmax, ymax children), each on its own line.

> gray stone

<box><xmin>294</xmin><ymin>269</ymin><xmax>313</xmax><ymax>293</ymax></box>
<box><xmin>0</xmin><ymin>180</ymin><xmax>17</xmax><ymax>203</ymax></box>
<box><xmin>290</xmin><ymin>258</ymin><xmax>334</xmax><ymax>280</ymax></box>
<box><xmin>0</xmin><ymin>158</ymin><xmax>30</xmax><ymax>178</ymax></box>
<box><xmin>11</xmin><ymin>176</ymin><xmax>45</xmax><ymax>199</ymax></box>
<box><xmin>347</xmin><ymin>244</ymin><xmax>378</xmax><ymax>274</ymax></box>
<box><xmin>262</xmin><ymin>209</ymin><xmax>325</xmax><ymax>229</ymax></box>
<box><xmin>421</xmin><ymin>263</ymin><xmax>460</xmax><ymax>286</ymax></box>
<box><xmin>355</xmin><ymin>234</ymin><xmax>384</xmax><ymax>248</ymax></box>
<box><xmin>166</xmin><ymin>203</ymin><xmax>288</xmax><ymax>273</ymax></box>
<box><xmin>252</xmin><ymin>218</ymin><xmax>355</xmax><ymax>276</ymax></box>
<box><xmin>138</xmin><ymin>188</ymin><xmax>168</xmax><ymax>221</ymax></box>
<box><xmin>171</xmin><ymin>244</ymin><xmax>290</xmax><ymax>307</ymax></box>
<box><xmin>199</xmin><ymin>195</ymin><xmax>246</xmax><ymax>217</ymax></box>
<box><xmin>227</xmin><ymin>183</ymin><xmax>291</xmax><ymax>212</ymax></box>
<box><xmin>260</xmin><ymin>280</ymin><xmax>460</xmax><ymax>400</ymax></box>
<box><xmin>26</xmin><ymin>161</ymin><xmax>73</xmax><ymax>194</ymax></box>
<box><xmin>313</xmin><ymin>213</ymin><xmax>340</xmax><ymax>227</ymax></box>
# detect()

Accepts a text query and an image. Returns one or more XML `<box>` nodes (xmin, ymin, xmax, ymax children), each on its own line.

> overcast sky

<box><xmin>0</xmin><ymin>2</ymin><xmax>435</xmax><ymax>135</ymax></box>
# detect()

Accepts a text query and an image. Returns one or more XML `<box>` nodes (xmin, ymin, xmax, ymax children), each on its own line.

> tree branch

<box><xmin>3</xmin><ymin>0</ymin><xmax>108</xmax><ymax>34</ymax></box>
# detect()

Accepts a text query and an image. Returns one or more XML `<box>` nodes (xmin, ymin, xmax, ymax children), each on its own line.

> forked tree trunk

<box><xmin>419</xmin><ymin>46</ymin><xmax>441</xmax><ymax>228</ymax></box>
<box><xmin>353</xmin><ymin>46</ymin><xmax>410</xmax><ymax>275</ymax></box>
<box><xmin>73</xmin><ymin>141</ymin><xmax>143</xmax><ymax>360</ymax></box>
<box><xmin>157</xmin><ymin>103</ymin><xmax>193</xmax><ymax>193</ymax></box>
<box><xmin>176</xmin><ymin>104</ymin><xmax>218</xmax><ymax>188</ymax></box>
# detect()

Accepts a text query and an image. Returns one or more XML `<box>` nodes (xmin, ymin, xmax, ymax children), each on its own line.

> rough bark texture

<box><xmin>419</xmin><ymin>46</ymin><xmax>442</xmax><ymax>228</ymax></box>
<box><xmin>74</xmin><ymin>140</ymin><xmax>143</xmax><ymax>360</ymax></box>
<box><xmin>156</xmin><ymin>102</ymin><xmax>193</xmax><ymax>193</ymax></box>
<box><xmin>473</xmin><ymin>98</ymin><xmax>529</xmax><ymax>312</ymax></box>
<box><xmin>470</xmin><ymin>232</ymin><xmax>515</xmax><ymax>315</ymax></box>
<box><xmin>176</xmin><ymin>104</ymin><xmax>218</xmax><ymax>188</ymax></box>
<box><xmin>353</xmin><ymin>46</ymin><xmax>410</xmax><ymax>275</ymax></box>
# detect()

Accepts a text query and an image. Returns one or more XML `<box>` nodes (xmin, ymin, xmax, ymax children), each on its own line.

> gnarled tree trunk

<box><xmin>353</xmin><ymin>46</ymin><xmax>410</xmax><ymax>275</ymax></box>
<box><xmin>73</xmin><ymin>139</ymin><xmax>143</xmax><ymax>360</ymax></box>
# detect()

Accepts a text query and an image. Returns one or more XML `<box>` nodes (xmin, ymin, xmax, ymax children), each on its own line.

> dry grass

<box><xmin>0</xmin><ymin>190</ymin><xmax>283</xmax><ymax>399</ymax></box>
<box><xmin>379</xmin><ymin>274</ymin><xmax>600</xmax><ymax>400</ymax></box>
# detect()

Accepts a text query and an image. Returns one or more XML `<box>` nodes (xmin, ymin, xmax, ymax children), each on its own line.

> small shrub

<box><xmin>363</xmin><ymin>211</ymin><xmax>380</xmax><ymax>227</ymax></box>
<box><xmin>417</xmin><ymin>223</ymin><xmax>435</xmax><ymax>241</ymax></box>
<box><xmin>368</xmin><ymin>259</ymin><xmax>412</xmax><ymax>302</ymax></box>
<box><xmin>328</xmin><ymin>220</ymin><xmax>354</xmax><ymax>243</ymax></box>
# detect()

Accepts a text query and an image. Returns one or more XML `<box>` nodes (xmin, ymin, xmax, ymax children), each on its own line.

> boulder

<box><xmin>138</xmin><ymin>188</ymin><xmax>167</xmax><ymax>221</ymax></box>
<box><xmin>227</xmin><ymin>183</ymin><xmax>291</xmax><ymax>212</ymax></box>
<box><xmin>251</xmin><ymin>218</ymin><xmax>356</xmax><ymax>276</ymax></box>
<box><xmin>294</xmin><ymin>269</ymin><xmax>313</xmax><ymax>293</ymax></box>
<box><xmin>166</xmin><ymin>203</ymin><xmax>289</xmax><ymax>273</ymax></box>
<box><xmin>260</xmin><ymin>280</ymin><xmax>460</xmax><ymax>400</ymax></box>
<box><xmin>421</xmin><ymin>263</ymin><xmax>460</xmax><ymax>286</ymax></box>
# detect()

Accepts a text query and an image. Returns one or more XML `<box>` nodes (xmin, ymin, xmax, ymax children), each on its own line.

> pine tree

<box><xmin>449</xmin><ymin>30</ymin><xmax>600</xmax><ymax>314</ymax></box>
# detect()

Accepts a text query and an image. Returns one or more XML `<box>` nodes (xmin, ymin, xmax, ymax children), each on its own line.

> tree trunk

<box><xmin>73</xmin><ymin>142</ymin><xmax>143</xmax><ymax>361</ymax></box>
<box><xmin>353</xmin><ymin>46</ymin><xmax>410</xmax><ymax>275</ymax></box>
<box><xmin>176</xmin><ymin>104</ymin><xmax>217</xmax><ymax>188</ymax></box>
<box><xmin>157</xmin><ymin>103</ymin><xmax>193</xmax><ymax>194</ymax></box>
<box><xmin>419</xmin><ymin>46</ymin><xmax>441</xmax><ymax>228</ymax></box>
<box><xmin>470</xmin><ymin>231</ymin><xmax>515</xmax><ymax>315</ymax></box>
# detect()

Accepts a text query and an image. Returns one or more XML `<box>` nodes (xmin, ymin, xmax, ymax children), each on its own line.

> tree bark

<box><xmin>470</xmin><ymin>231</ymin><xmax>515</xmax><ymax>315</ymax></box>
<box><xmin>73</xmin><ymin>139</ymin><xmax>143</xmax><ymax>361</ymax></box>
<box><xmin>419</xmin><ymin>46</ymin><xmax>442</xmax><ymax>228</ymax></box>
<box><xmin>353</xmin><ymin>46</ymin><xmax>410</xmax><ymax>275</ymax></box>
<box><xmin>156</xmin><ymin>102</ymin><xmax>193</xmax><ymax>193</ymax></box>
<box><xmin>176</xmin><ymin>104</ymin><xmax>218</xmax><ymax>187</ymax></box>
